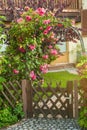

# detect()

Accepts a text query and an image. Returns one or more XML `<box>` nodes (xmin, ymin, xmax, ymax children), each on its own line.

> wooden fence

<box><xmin>0</xmin><ymin>80</ymin><xmax>22</xmax><ymax>108</ymax></box>
<box><xmin>0</xmin><ymin>78</ymin><xmax>87</xmax><ymax>118</ymax></box>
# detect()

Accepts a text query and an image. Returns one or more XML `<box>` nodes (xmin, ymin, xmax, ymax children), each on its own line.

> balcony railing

<box><xmin>0</xmin><ymin>0</ymin><xmax>82</xmax><ymax>21</ymax></box>
<box><xmin>64</xmin><ymin>0</ymin><xmax>82</xmax><ymax>9</ymax></box>
<box><xmin>0</xmin><ymin>0</ymin><xmax>82</xmax><ymax>10</ymax></box>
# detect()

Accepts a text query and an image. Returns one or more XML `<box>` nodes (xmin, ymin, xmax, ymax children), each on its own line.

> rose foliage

<box><xmin>77</xmin><ymin>55</ymin><xmax>87</xmax><ymax>78</ymax></box>
<box><xmin>1</xmin><ymin>7</ymin><xmax>73</xmax><ymax>82</ymax></box>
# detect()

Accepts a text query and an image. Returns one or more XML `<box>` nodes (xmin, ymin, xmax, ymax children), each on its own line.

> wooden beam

<box><xmin>81</xmin><ymin>9</ymin><xmax>87</xmax><ymax>36</ymax></box>
<box><xmin>22</xmin><ymin>79</ymin><xmax>33</xmax><ymax>118</ymax></box>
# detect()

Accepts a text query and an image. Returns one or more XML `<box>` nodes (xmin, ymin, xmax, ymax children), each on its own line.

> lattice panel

<box><xmin>0</xmin><ymin>80</ymin><xmax>22</xmax><ymax>108</ymax></box>
<box><xmin>32</xmin><ymin>82</ymin><xmax>73</xmax><ymax>118</ymax></box>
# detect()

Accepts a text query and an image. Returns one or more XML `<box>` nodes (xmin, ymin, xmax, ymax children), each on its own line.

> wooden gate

<box><xmin>1</xmin><ymin>78</ymin><xmax>87</xmax><ymax>118</ymax></box>
<box><xmin>22</xmin><ymin>80</ymin><xmax>74</xmax><ymax>118</ymax></box>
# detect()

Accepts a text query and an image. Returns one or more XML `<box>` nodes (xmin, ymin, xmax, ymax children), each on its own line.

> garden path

<box><xmin>5</xmin><ymin>118</ymin><xmax>81</xmax><ymax>130</ymax></box>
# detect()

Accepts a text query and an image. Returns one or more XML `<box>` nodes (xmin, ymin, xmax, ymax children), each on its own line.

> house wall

<box><xmin>69</xmin><ymin>23</ymin><xmax>87</xmax><ymax>63</ymax></box>
<box><xmin>51</xmin><ymin>22</ymin><xmax>87</xmax><ymax>65</ymax></box>
<box><xmin>51</xmin><ymin>0</ymin><xmax>87</xmax><ymax>65</ymax></box>
<box><xmin>68</xmin><ymin>40</ymin><xmax>80</xmax><ymax>63</ymax></box>
<box><xmin>69</xmin><ymin>0</ymin><xmax>87</xmax><ymax>63</ymax></box>
<box><xmin>82</xmin><ymin>0</ymin><xmax>87</xmax><ymax>9</ymax></box>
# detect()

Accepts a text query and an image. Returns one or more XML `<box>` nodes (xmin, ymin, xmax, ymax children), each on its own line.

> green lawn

<box><xmin>34</xmin><ymin>71</ymin><xmax>80</xmax><ymax>101</ymax></box>
<box><xmin>43</xmin><ymin>71</ymin><xmax>80</xmax><ymax>88</ymax></box>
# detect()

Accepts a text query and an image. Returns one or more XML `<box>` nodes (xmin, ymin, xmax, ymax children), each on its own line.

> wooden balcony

<box><xmin>59</xmin><ymin>0</ymin><xmax>82</xmax><ymax>22</ymax></box>
<box><xmin>0</xmin><ymin>0</ymin><xmax>82</xmax><ymax>22</ymax></box>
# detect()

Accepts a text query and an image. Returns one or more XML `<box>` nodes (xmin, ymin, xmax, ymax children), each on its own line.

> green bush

<box><xmin>76</xmin><ymin>55</ymin><xmax>87</xmax><ymax>78</ymax></box>
<box><xmin>13</xmin><ymin>103</ymin><xmax>24</xmax><ymax>120</ymax></box>
<box><xmin>78</xmin><ymin>107</ymin><xmax>87</xmax><ymax>129</ymax></box>
<box><xmin>0</xmin><ymin>103</ymin><xmax>24</xmax><ymax>128</ymax></box>
<box><xmin>0</xmin><ymin>107</ymin><xmax>17</xmax><ymax>128</ymax></box>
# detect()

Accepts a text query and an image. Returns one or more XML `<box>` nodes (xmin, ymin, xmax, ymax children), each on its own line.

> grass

<box><xmin>43</xmin><ymin>71</ymin><xmax>80</xmax><ymax>88</ymax></box>
<box><xmin>34</xmin><ymin>71</ymin><xmax>80</xmax><ymax>101</ymax></box>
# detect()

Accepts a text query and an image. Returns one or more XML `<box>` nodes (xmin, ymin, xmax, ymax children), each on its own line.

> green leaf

<box><xmin>0</xmin><ymin>84</ymin><xmax>3</xmax><ymax>91</ymax></box>
<box><xmin>0</xmin><ymin>77</ymin><xmax>6</xmax><ymax>83</ymax></box>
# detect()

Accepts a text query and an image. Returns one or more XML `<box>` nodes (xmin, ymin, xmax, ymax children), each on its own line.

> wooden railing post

<box><xmin>81</xmin><ymin>9</ymin><xmax>87</xmax><ymax>36</ymax></box>
<box><xmin>22</xmin><ymin>79</ymin><xmax>33</xmax><ymax>118</ymax></box>
<box><xmin>67</xmin><ymin>81</ymin><xmax>73</xmax><ymax>118</ymax></box>
<box><xmin>80</xmin><ymin>78</ymin><xmax>87</xmax><ymax>107</ymax></box>
<box><xmin>73</xmin><ymin>80</ymin><xmax>79</xmax><ymax>118</ymax></box>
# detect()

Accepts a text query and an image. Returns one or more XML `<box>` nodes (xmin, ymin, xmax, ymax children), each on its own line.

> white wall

<box><xmin>83</xmin><ymin>37</ymin><xmax>87</xmax><ymax>51</ymax></box>
<box><xmin>69</xmin><ymin>23</ymin><xmax>87</xmax><ymax>63</ymax></box>
<box><xmin>69</xmin><ymin>40</ymin><xmax>81</xmax><ymax>63</ymax></box>
<box><xmin>82</xmin><ymin>0</ymin><xmax>87</xmax><ymax>9</ymax></box>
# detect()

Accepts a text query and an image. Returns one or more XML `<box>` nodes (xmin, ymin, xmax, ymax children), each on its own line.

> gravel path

<box><xmin>6</xmin><ymin>118</ymin><xmax>81</xmax><ymax>130</ymax></box>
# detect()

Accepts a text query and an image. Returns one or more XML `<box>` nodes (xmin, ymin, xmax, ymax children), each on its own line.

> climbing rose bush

<box><xmin>1</xmin><ymin>7</ymin><xmax>71</xmax><ymax>81</ymax></box>
<box><xmin>77</xmin><ymin>55</ymin><xmax>87</xmax><ymax>78</ymax></box>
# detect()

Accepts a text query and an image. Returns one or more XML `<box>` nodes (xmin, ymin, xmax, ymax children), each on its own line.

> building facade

<box><xmin>51</xmin><ymin>0</ymin><xmax>87</xmax><ymax>66</ymax></box>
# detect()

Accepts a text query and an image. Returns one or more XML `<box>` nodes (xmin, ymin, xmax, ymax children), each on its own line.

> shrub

<box><xmin>1</xmin><ymin>7</ymin><xmax>72</xmax><ymax>82</ymax></box>
<box><xmin>0</xmin><ymin>103</ymin><xmax>24</xmax><ymax>128</ymax></box>
<box><xmin>77</xmin><ymin>56</ymin><xmax>87</xmax><ymax>129</ymax></box>
<box><xmin>78</xmin><ymin>107</ymin><xmax>87</xmax><ymax>129</ymax></box>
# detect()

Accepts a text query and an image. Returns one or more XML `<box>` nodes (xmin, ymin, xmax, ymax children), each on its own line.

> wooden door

<box><xmin>32</xmin><ymin>81</ymin><xmax>73</xmax><ymax>118</ymax></box>
<box><xmin>50</xmin><ymin>42</ymin><xmax>69</xmax><ymax>66</ymax></box>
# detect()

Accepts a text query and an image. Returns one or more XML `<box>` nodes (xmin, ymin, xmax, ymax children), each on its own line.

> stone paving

<box><xmin>6</xmin><ymin>118</ymin><xmax>81</xmax><ymax>130</ymax></box>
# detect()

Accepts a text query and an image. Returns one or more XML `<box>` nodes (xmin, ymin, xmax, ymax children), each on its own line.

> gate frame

<box><xmin>22</xmin><ymin>79</ymin><xmax>78</xmax><ymax>118</ymax></box>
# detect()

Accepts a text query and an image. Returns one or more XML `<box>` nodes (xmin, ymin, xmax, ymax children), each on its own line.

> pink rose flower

<box><xmin>36</xmin><ymin>8</ymin><xmax>46</xmax><ymax>16</ymax></box>
<box><xmin>58</xmin><ymin>23</ymin><xmax>63</xmax><ymax>28</ymax></box>
<box><xmin>43</xmin><ymin>19</ymin><xmax>50</xmax><ymax>24</ymax></box>
<box><xmin>46</xmin><ymin>26</ymin><xmax>52</xmax><ymax>31</ymax></box>
<box><xmin>29</xmin><ymin>45</ymin><xmax>36</xmax><ymax>50</ymax></box>
<box><xmin>42</xmin><ymin>55</ymin><xmax>48</xmax><ymax>59</ymax></box>
<box><xmin>17</xmin><ymin>18</ymin><xmax>24</xmax><ymax>23</ymax></box>
<box><xmin>24</xmin><ymin>6</ymin><xmax>30</xmax><ymax>11</ymax></box>
<box><xmin>39</xmin><ymin>27</ymin><xmax>43</xmax><ymax>30</ymax></box>
<box><xmin>13</xmin><ymin>69</ymin><xmax>19</xmax><ymax>74</ymax></box>
<box><xmin>30</xmin><ymin>71</ymin><xmax>36</xmax><ymax>80</ymax></box>
<box><xmin>26</xmin><ymin>15</ymin><xmax>32</xmax><ymax>21</ymax></box>
<box><xmin>43</xmin><ymin>26</ymin><xmax>52</xmax><ymax>35</ymax></box>
<box><xmin>40</xmin><ymin>64</ymin><xmax>48</xmax><ymax>73</ymax></box>
<box><xmin>50</xmin><ymin>35</ymin><xmax>54</xmax><ymax>39</ymax></box>
<box><xmin>18</xmin><ymin>47</ymin><xmax>26</xmax><ymax>53</ymax></box>
<box><xmin>43</xmin><ymin>30</ymin><xmax>48</xmax><ymax>35</ymax></box>
<box><xmin>48</xmin><ymin>45</ymin><xmax>52</xmax><ymax>49</ymax></box>
<box><xmin>50</xmin><ymin>49</ymin><xmax>58</xmax><ymax>55</ymax></box>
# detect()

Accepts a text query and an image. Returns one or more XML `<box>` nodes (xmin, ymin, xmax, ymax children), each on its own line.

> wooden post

<box><xmin>80</xmin><ymin>78</ymin><xmax>87</xmax><ymax>107</ymax></box>
<box><xmin>73</xmin><ymin>80</ymin><xmax>78</xmax><ymax>118</ymax></box>
<box><xmin>67</xmin><ymin>81</ymin><xmax>73</xmax><ymax>118</ymax></box>
<box><xmin>22</xmin><ymin>79</ymin><xmax>33</xmax><ymax>118</ymax></box>
<box><xmin>81</xmin><ymin>9</ymin><xmax>87</xmax><ymax>36</ymax></box>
